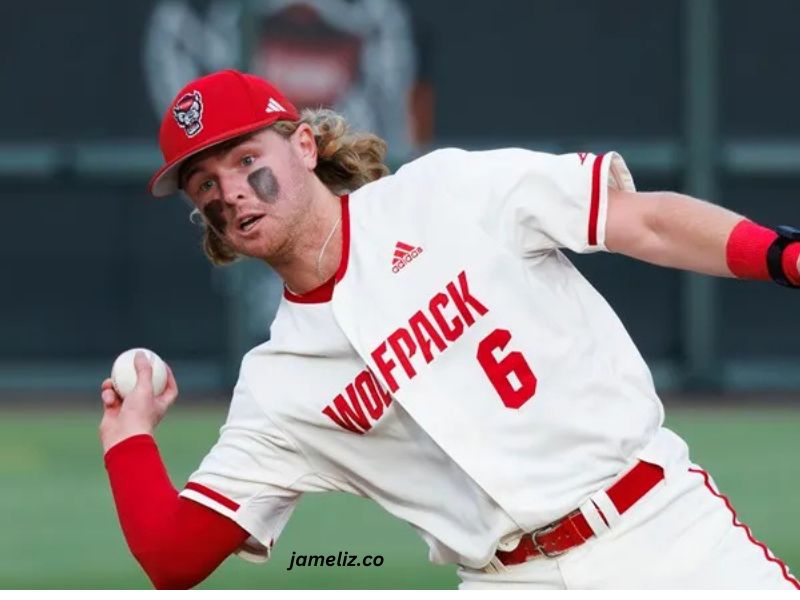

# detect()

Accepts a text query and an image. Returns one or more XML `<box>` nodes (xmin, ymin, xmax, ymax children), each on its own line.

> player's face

<box><xmin>181</xmin><ymin>126</ymin><xmax>316</xmax><ymax>261</ymax></box>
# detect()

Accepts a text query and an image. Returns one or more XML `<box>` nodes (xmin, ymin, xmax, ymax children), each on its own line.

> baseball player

<box><xmin>99</xmin><ymin>69</ymin><xmax>800</xmax><ymax>589</ymax></box>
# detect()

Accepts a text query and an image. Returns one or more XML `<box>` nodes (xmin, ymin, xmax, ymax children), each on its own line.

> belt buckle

<box><xmin>530</xmin><ymin>521</ymin><xmax>568</xmax><ymax>558</ymax></box>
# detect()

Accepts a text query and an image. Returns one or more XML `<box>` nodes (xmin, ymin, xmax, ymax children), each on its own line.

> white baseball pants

<box><xmin>458</xmin><ymin>463</ymin><xmax>798</xmax><ymax>589</ymax></box>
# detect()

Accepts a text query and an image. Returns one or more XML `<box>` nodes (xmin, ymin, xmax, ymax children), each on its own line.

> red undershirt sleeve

<box><xmin>104</xmin><ymin>434</ymin><xmax>250</xmax><ymax>590</ymax></box>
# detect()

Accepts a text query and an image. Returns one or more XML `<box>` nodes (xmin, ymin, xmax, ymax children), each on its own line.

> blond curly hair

<box><xmin>193</xmin><ymin>108</ymin><xmax>390</xmax><ymax>266</ymax></box>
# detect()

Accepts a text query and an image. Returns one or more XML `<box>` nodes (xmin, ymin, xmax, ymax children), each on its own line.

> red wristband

<box><xmin>725</xmin><ymin>220</ymin><xmax>800</xmax><ymax>285</ymax></box>
<box><xmin>782</xmin><ymin>241</ymin><xmax>800</xmax><ymax>286</ymax></box>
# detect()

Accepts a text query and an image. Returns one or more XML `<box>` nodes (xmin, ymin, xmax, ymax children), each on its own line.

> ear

<box><xmin>293</xmin><ymin>123</ymin><xmax>318</xmax><ymax>171</ymax></box>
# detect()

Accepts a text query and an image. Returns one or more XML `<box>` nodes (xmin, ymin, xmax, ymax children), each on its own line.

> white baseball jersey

<box><xmin>180</xmin><ymin>148</ymin><xmax>685</xmax><ymax>569</ymax></box>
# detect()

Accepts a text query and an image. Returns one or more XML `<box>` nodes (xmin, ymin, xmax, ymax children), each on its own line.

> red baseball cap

<box><xmin>148</xmin><ymin>69</ymin><xmax>300</xmax><ymax>197</ymax></box>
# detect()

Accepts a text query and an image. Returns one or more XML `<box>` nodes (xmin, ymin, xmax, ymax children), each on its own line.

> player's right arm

<box><xmin>99</xmin><ymin>353</ymin><xmax>249</xmax><ymax>589</ymax></box>
<box><xmin>100</xmin><ymin>353</ymin><xmax>309</xmax><ymax>588</ymax></box>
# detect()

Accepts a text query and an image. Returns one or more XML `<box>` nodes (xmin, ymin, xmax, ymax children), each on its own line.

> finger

<box><xmin>100</xmin><ymin>402</ymin><xmax>121</xmax><ymax>428</ymax></box>
<box><xmin>161</xmin><ymin>365</ymin><xmax>178</xmax><ymax>396</ymax></box>
<box><xmin>101</xmin><ymin>388</ymin><xmax>121</xmax><ymax>408</ymax></box>
<box><xmin>132</xmin><ymin>351</ymin><xmax>154</xmax><ymax>394</ymax></box>
<box><xmin>101</xmin><ymin>401</ymin><xmax>121</xmax><ymax>418</ymax></box>
<box><xmin>101</xmin><ymin>378</ymin><xmax>115</xmax><ymax>392</ymax></box>
<box><xmin>157</xmin><ymin>365</ymin><xmax>179</xmax><ymax>406</ymax></box>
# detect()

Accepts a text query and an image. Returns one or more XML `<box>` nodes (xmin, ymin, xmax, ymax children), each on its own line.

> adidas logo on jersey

<box><xmin>392</xmin><ymin>241</ymin><xmax>423</xmax><ymax>273</ymax></box>
<box><xmin>265</xmin><ymin>97</ymin><xmax>287</xmax><ymax>113</ymax></box>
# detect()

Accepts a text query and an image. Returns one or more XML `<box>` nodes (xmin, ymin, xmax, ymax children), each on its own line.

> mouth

<box><xmin>238</xmin><ymin>214</ymin><xmax>265</xmax><ymax>233</ymax></box>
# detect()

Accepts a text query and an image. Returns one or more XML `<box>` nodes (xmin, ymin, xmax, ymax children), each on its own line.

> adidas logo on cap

<box><xmin>266</xmin><ymin>97</ymin><xmax>287</xmax><ymax>113</ymax></box>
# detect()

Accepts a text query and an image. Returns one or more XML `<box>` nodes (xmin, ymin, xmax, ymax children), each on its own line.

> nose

<box><xmin>217</xmin><ymin>171</ymin><xmax>248</xmax><ymax>207</ymax></box>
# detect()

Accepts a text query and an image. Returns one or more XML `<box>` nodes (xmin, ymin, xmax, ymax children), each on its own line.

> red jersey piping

<box><xmin>184</xmin><ymin>482</ymin><xmax>240</xmax><ymax>512</ymax></box>
<box><xmin>588</xmin><ymin>153</ymin><xmax>604</xmax><ymax>247</ymax></box>
<box><xmin>283</xmin><ymin>194</ymin><xmax>350</xmax><ymax>304</ymax></box>
<box><xmin>689</xmin><ymin>467</ymin><xmax>800</xmax><ymax>588</ymax></box>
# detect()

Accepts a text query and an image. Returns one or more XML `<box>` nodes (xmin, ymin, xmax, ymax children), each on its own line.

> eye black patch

<box><xmin>248</xmin><ymin>167</ymin><xmax>280</xmax><ymax>203</ymax></box>
<box><xmin>202</xmin><ymin>200</ymin><xmax>227</xmax><ymax>233</ymax></box>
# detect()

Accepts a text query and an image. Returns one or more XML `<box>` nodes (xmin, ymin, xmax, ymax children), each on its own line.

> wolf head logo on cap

<box><xmin>172</xmin><ymin>91</ymin><xmax>203</xmax><ymax>137</ymax></box>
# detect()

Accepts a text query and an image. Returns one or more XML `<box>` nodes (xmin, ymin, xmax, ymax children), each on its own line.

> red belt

<box><xmin>495</xmin><ymin>461</ymin><xmax>664</xmax><ymax>565</ymax></box>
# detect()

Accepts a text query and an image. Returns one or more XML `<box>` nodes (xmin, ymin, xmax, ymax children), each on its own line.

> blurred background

<box><xmin>1</xmin><ymin>0</ymin><xmax>799</xmax><ymax>589</ymax></box>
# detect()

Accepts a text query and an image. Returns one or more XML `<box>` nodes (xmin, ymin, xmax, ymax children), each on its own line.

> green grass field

<box><xmin>0</xmin><ymin>404</ymin><xmax>797</xmax><ymax>589</ymax></box>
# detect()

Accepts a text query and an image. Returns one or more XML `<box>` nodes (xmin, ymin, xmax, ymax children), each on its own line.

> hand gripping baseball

<box><xmin>99</xmin><ymin>351</ymin><xmax>179</xmax><ymax>453</ymax></box>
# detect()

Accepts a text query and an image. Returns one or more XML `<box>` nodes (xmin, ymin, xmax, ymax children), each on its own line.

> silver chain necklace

<box><xmin>285</xmin><ymin>215</ymin><xmax>342</xmax><ymax>296</ymax></box>
<box><xmin>316</xmin><ymin>216</ymin><xmax>342</xmax><ymax>283</ymax></box>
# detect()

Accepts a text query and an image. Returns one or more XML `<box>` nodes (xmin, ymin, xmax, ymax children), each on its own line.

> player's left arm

<box><xmin>605</xmin><ymin>188</ymin><xmax>800</xmax><ymax>286</ymax></box>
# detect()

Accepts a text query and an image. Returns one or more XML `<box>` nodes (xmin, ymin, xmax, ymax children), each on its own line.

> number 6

<box><xmin>476</xmin><ymin>328</ymin><xmax>537</xmax><ymax>409</ymax></box>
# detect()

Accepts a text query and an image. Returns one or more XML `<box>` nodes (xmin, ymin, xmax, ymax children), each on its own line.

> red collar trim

<box><xmin>283</xmin><ymin>194</ymin><xmax>350</xmax><ymax>304</ymax></box>
<box><xmin>334</xmin><ymin>194</ymin><xmax>350</xmax><ymax>283</ymax></box>
<box><xmin>283</xmin><ymin>276</ymin><xmax>335</xmax><ymax>304</ymax></box>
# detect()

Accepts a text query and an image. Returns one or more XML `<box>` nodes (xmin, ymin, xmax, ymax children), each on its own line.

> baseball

<box><xmin>111</xmin><ymin>348</ymin><xmax>168</xmax><ymax>398</ymax></box>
